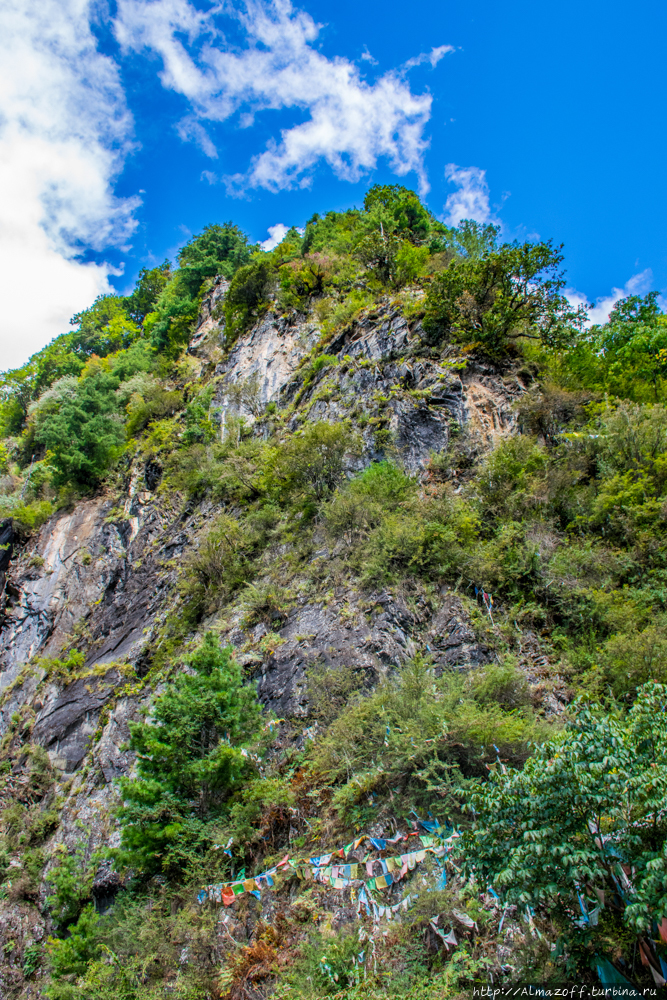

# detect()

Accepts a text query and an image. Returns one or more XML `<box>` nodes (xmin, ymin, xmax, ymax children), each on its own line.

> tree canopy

<box><xmin>463</xmin><ymin>681</ymin><xmax>667</xmax><ymax>933</ymax></box>
<box><xmin>115</xmin><ymin>634</ymin><xmax>263</xmax><ymax>874</ymax></box>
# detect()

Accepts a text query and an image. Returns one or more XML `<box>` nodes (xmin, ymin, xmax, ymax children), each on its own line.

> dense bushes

<box><xmin>309</xmin><ymin>654</ymin><xmax>545</xmax><ymax>829</ymax></box>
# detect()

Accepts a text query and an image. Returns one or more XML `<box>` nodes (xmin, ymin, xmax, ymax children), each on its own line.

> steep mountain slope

<box><xmin>1</xmin><ymin>193</ymin><xmax>667</xmax><ymax>998</ymax></box>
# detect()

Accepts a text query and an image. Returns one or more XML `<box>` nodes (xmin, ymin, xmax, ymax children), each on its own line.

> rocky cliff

<box><xmin>0</xmin><ymin>281</ymin><xmax>562</xmax><ymax>999</ymax></box>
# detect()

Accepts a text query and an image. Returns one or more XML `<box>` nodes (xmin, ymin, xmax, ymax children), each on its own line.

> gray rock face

<box><xmin>0</xmin><ymin>500</ymin><xmax>125</xmax><ymax>689</ymax></box>
<box><xmin>250</xmin><ymin>596</ymin><xmax>410</xmax><ymax>718</ymax></box>
<box><xmin>330</xmin><ymin>309</ymin><xmax>411</xmax><ymax>361</ymax></box>
<box><xmin>426</xmin><ymin>594</ymin><xmax>493</xmax><ymax>671</ymax></box>
<box><xmin>214</xmin><ymin>312</ymin><xmax>319</xmax><ymax>411</ymax></box>
<box><xmin>0</xmin><ymin>289</ymin><xmax>545</xmax><ymax>993</ymax></box>
<box><xmin>391</xmin><ymin>400</ymin><xmax>450</xmax><ymax>472</ymax></box>
<box><xmin>228</xmin><ymin>589</ymin><xmax>496</xmax><ymax>718</ymax></box>
<box><xmin>32</xmin><ymin>667</ymin><xmax>124</xmax><ymax>772</ymax></box>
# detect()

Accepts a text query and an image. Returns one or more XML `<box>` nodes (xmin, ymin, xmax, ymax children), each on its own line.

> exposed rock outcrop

<box><xmin>0</xmin><ymin>284</ymin><xmax>549</xmax><ymax>995</ymax></box>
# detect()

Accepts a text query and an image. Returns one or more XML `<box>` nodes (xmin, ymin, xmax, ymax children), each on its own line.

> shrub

<box><xmin>238</xmin><ymin>581</ymin><xmax>291</xmax><ymax>626</ymax></box>
<box><xmin>358</xmin><ymin>491</ymin><xmax>479</xmax><ymax>587</ymax></box>
<box><xmin>46</xmin><ymin>904</ymin><xmax>102</xmax><ymax>988</ymax></box>
<box><xmin>278</xmin><ymin>253</ymin><xmax>338</xmax><ymax>310</ymax></box>
<box><xmin>324</xmin><ymin>460</ymin><xmax>417</xmax><ymax>546</ymax></box>
<box><xmin>475</xmin><ymin>436</ymin><xmax>548</xmax><ymax>521</ymax></box>
<box><xmin>310</xmin><ymin>655</ymin><xmax>543</xmax><ymax>825</ymax></box>
<box><xmin>224</xmin><ymin>258</ymin><xmax>273</xmax><ymax>342</ymax></box>
<box><xmin>515</xmin><ymin>384</ymin><xmax>594</xmax><ymax>447</ymax></box>
<box><xmin>598</xmin><ymin>621</ymin><xmax>667</xmax><ymax>699</ymax></box>
<box><xmin>184</xmin><ymin>513</ymin><xmax>255</xmax><ymax>612</ymax></box>
<box><xmin>46</xmin><ymin>842</ymin><xmax>94</xmax><ymax>932</ymax></box>
<box><xmin>269</xmin><ymin>421</ymin><xmax>362</xmax><ymax>504</ymax></box>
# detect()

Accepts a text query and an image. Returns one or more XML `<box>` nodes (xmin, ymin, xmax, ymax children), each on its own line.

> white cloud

<box><xmin>260</xmin><ymin>223</ymin><xmax>290</xmax><ymax>251</ymax></box>
<box><xmin>0</xmin><ymin>0</ymin><xmax>140</xmax><ymax>371</ymax></box>
<box><xmin>442</xmin><ymin>163</ymin><xmax>499</xmax><ymax>227</ymax></box>
<box><xmin>403</xmin><ymin>44</ymin><xmax>454</xmax><ymax>71</ymax></box>
<box><xmin>114</xmin><ymin>0</ymin><xmax>440</xmax><ymax>194</ymax></box>
<box><xmin>566</xmin><ymin>269</ymin><xmax>653</xmax><ymax>327</ymax></box>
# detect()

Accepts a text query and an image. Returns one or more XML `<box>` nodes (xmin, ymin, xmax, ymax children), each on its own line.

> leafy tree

<box><xmin>463</xmin><ymin>682</ymin><xmax>667</xmax><ymax>933</ymax></box>
<box><xmin>115</xmin><ymin>634</ymin><xmax>263</xmax><ymax>874</ymax></box>
<box><xmin>593</xmin><ymin>292</ymin><xmax>667</xmax><ymax>401</ymax></box>
<box><xmin>223</xmin><ymin>258</ymin><xmax>273</xmax><ymax>341</ymax></box>
<box><xmin>0</xmin><ymin>362</ymin><xmax>39</xmax><ymax>434</ymax></box>
<box><xmin>423</xmin><ymin>238</ymin><xmax>585</xmax><ymax>353</ymax></box>
<box><xmin>354</xmin><ymin>230</ymin><xmax>405</xmax><ymax>284</ymax></box>
<box><xmin>363</xmin><ymin>184</ymin><xmax>433</xmax><ymax>242</ymax></box>
<box><xmin>394</xmin><ymin>241</ymin><xmax>430</xmax><ymax>286</ymax></box>
<box><xmin>441</xmin><ymin>219</ymin><xmax>500</xmax><ymax>260</ymax></box>
<box><xmin>69</xmin><ymin>295</ymin><xmax>140</xmax><ymax>357</ymax></box>
<box><xmin>32</xmin><ymin>361</ymin><xmax>125</xmax><ymax>487</ymax></box>
<box><xmin>301</xmin><ymin>208</ymin><xmax>364</xmax><ymax>256</ymax></box>
<box><xmin>177</xmin><ymin>222</ymin><xmax>254</xmax><ymax>295</ymax></box>
<box><xmin>145</xmin><ymin>271</ymin><xmax>200</xmax><ymax>355</ymax></box>
<box><xmin>124</xmin><ymin>261</ymin><xmax>172</xmax><ymax>324</ymax></box>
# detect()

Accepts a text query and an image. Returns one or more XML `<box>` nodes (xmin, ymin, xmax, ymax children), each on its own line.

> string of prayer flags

<box><xmin>197</xmin><ymin>824</ymin><xmax>459</xmax><ymax>912</ymax></box>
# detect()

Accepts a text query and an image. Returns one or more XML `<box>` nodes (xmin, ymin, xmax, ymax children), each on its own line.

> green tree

<box><xmin>124</xmin><ymin>261</ymin><xmax>172</xmax><ymax>324</ymax></box>
<box><xmin>463</xmin><ymin>682</ymin><xmax>667</xmax><ymax>933</ymax></box>
<box><xmin>223</xmin><ymin>258</ymin><xmax>273</xmax><ymax>341</ymax></box>
<box><xmin>69</xmin><ymin>295</ymin><xmax>140</xmax><ymax>357</ymax></box>
<box><xmin>441</xmin><ymin>219</ymin><xmax>500</xmax><ymax>260</ymax></box>
<box><xmin>592</xmin><ymin>292</ymin><xmax>667</xmax><ymax>401</ymax></box>
<box><xmin>177</xmin><ymin>222</ymin><xmax>254</xmax><ymax>295</ymax></box>
<box><xmin>144</xmin><ymin>271</ymin><xmax>200</xmax><ymax>355</ymax></box>
<box><xmin>115</xmin><ymin>634</ymin><xmax>262</xmax><ymax>874</ymax></box>
<box><xmin>363</xmin><ymin>184</ymin><xmax>433</xmax><ymax>242</ymax></box>
<box><xmin>354</xmin><ymin>230</ymin><xmax>405</xmax><ymax>285</ymax></box>
<box><xmin>423</xmin><ymin>239</ymin><xmax>585</xmax><ymax>353</ymax></box>
<box><xmin>32</xmin><ymin>361</ymin><xmax>125</xmax><ymax>488</ymax></box>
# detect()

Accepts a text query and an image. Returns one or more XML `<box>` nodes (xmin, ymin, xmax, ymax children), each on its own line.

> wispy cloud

<box><xmin>114</xmin><ymin>0</ymin><xmax>444</xmax><ymax>194</ymax></box>
<box><xmin>442</xmin><ymin>163</ymin><xmax>500</xmax><ymax>227</ymax></box>
<box><xmin>0</xmin><ymin>0</ymin><xmax>140</xmax><ymax>370</ymax></box>
<box><xmin>566</xmin><ymin>269</ymin><xmax>653</xmax><ymax>326</ymax></box>
<box><xmin>403</xmin><ymin>45</ymin><xmax>454</xmax><ymax>71</ymax></box>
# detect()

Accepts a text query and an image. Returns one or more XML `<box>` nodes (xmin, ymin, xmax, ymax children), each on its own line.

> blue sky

<box><xmin>1</xmin><ymin>0</ymin><xmax>666</xmax><ymax>369</ymax></box>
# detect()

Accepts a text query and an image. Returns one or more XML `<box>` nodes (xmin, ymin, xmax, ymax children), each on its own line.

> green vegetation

<box><xmin>463</xmin><ymin>682</ymin><xmax>667</xmax><ymax>973</ymax></box>
<box><xmin>7</xmin><ymin>183</ymin><xmax>667</xmax><ymax>995</ymax></box>
<box><xmin>115</xmin><ymin>634</ymin><xmax>263</xmax><ymax>875</ymax></box>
